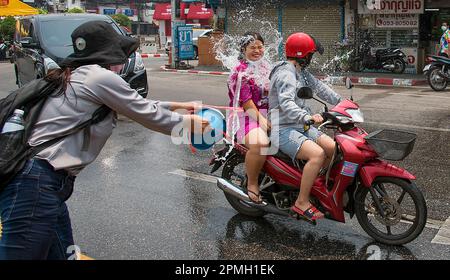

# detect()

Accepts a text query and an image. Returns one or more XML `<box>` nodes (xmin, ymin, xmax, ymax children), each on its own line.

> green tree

<box><xmin>0</xmin><ymin>16</ymin><xmax>16</xmax><ymax>42</ymax></box>
<box><xmin>38</xmin><ymin>8</ymin><xmax>49</xmax><ymax>14</ymax></box>
<box><xmin>111</xmin><ymin>14</ymin><xmax>131</xmax><ymax>29</ymax></box>
<box><xmin>67</xmin><ymin>7</ymin><xmax>85</xmax><ymax>13</ymax></box>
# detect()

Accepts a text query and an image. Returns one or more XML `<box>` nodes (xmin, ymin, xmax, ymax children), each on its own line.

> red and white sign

<box><xmin>187</xmin><ymin>3</ymin><xmax>213</xmax><ymax>20</ymax></box>
<box><xmin>153</xmin><ymin>3</ymin><xmax>171</xmax><ymax>20</ymax></box>
<box><xmin>358</xmin><ymin>0</ymin><xmax>424</xmax><ymax>14</ymax></box>
<box><xmin>376</xmin><ymin>14</ymin><xmax>419</xmax><ymax>28</ymax></box>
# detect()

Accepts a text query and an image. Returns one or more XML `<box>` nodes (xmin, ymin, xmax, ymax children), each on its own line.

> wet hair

<box><xmin>44</xmin><ymin>67</ymin><xmax>72</xmax><ymax>97</ymax></box>
<box><xmin>239</xmin><ymin>32</ymin><xmax>265</xmax><ymax>59</ymax></box>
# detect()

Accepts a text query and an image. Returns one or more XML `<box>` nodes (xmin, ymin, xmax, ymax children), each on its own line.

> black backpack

<box><xmin>0</xmin><ymin>78</ymin><xmax>110</xmax><ymax>191</ymax></box>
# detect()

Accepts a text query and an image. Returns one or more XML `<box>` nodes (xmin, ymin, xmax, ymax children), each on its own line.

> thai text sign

<box><xmin>358</xmin><ymin>0</ymin><xmax>424</xmax><ymax>14</ymax></box>
<box><xmin>178</xmin><ymin>25</ymin><xmax>194</xmax><ymax>60</ymax></box>
<box><xmin>376</xmin><ymin>14</ymin><xmax>419</xmax><ymax>28</ymax></box>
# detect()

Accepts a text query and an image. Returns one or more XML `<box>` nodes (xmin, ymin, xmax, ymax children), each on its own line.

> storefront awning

<box><xmin>152</xmin><ymin>3</ymin><xmax>171</xmax><ymax>20</ymax></box>
<box><xmin>186</xmin><ymin>3</ymin><xmax>213</xmax><ymax>20</ymax></box>
<box><xmin>0</xmin><ymin>0</ymin><xmax>39</xmax><ymax>17</ymax></box>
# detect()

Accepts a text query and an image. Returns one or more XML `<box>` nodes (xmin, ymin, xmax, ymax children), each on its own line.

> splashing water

<box><xmin>211</xmin><ymin>6</ymin><xmax>283</xmax><ymax>143</ymax></box>
<box><xmin>210</xmin><ymin>2</ymin><xmax>356</xmax><ymax>142</ymax></box>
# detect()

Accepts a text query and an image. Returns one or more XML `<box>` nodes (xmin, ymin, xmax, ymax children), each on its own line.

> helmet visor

<box><xmin>310</xmin><ymin>35</ymin><xmax>324</xmax><ymax>55</ymax></box>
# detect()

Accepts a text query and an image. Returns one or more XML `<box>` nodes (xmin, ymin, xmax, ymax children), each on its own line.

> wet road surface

<box><xmin>0</xmin><ymin>59</ymin><xmax>449</xmax><ymax>259</ymax></box>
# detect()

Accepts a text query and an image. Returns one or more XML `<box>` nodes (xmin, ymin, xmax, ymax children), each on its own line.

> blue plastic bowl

<box><xmin>190</xmin><ymin>108</ymin><xmax>226</xmax><ymax>150</ymax></box>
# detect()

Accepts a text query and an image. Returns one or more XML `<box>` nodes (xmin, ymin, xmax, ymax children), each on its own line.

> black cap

<box><xmin>60</xmin><ymin>20</ymin><xmax>139</xmax><ymax>68</ymax></box>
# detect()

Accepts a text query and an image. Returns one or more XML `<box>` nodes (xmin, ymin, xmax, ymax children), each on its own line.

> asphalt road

<box><xmin>0</xmin><ymin>59</ymin><xmax>449</xmax><ymax>260</ymax></box>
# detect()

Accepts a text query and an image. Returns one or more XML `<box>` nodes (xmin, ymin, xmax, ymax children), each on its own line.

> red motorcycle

<box><xmin>210</xmin><ymin>82</ymin><xmax>427</xmax><ymax>246</ymax></box>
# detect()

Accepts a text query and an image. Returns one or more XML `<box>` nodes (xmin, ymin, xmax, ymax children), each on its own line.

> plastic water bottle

<box><xmin>1</xmin><ymin>109</ymin><xmax>25</xmax><ymax>134</ymax></box>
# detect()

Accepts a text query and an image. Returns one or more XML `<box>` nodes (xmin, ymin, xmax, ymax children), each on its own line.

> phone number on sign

<box><xmin>376</xmin><ymin>20</ymin><xmax>418</xmax><ymax>27</ymax></box>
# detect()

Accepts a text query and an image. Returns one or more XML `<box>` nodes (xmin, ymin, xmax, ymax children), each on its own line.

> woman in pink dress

<box><xmin>227</xmin><ymin>32</ymin><xmax>271</xmax><ymax>204</ymax></box>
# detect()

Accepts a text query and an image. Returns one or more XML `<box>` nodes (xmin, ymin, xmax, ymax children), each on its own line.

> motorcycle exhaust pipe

<box><xmin>216</xmin><ymin>178</ymin><xmax>290</xmax><ymax>217</ymax></box>
<box><xmin>217</xmin><ymin>178</ymin><xmax>252</xmax><ymax>202</ymax></box>
<box><xmin>383</xmin><ymin>64</ymin><xmax>395</xmax><ymax>70</ymax></box>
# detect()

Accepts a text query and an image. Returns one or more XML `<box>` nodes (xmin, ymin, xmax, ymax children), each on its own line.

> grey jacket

<box><xmin>29</xmin><ymin>65</ymin><xmax>184</xmax><ymax>175</ymax></box>
<box><xmin>268</xmin><ymin>61</ymin><xmax>342</xmax><ymax>130</ymax></box>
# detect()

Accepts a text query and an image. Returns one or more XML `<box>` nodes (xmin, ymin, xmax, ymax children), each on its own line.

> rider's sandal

<box><xmin>291</xmin><ymin>204</ymin><xmax>324</xmax><ymax>223</ymax></box>
<box><xmin>246</xmin><ymin>189</ymin><xmax>264</xmax><ymax>204</ymax></box>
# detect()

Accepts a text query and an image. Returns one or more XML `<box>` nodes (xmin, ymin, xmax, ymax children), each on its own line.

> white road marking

<box><xmin>168</xmin><ymin>169</ymin><xmax>219</xmax><ymax>184</ymax></box>
<box><xmin>169</xmin><ymin>169</ymin><xmax>445</xmax><ymax>232</ymax></box>
<box><xmin>431</xmin><ymin>217</ymin><xmax>450</xmax><ymax>245</ymax></box>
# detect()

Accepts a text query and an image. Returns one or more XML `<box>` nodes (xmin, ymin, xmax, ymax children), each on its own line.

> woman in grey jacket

<box><xmin>269</xmin><ymin>32</ymin><xmax>342</xmax><ymax>222</ymax></box>
<box><xmin>0</xmin><ymin>20</ymin><xmax>208</xmax><ymax>260</ymax></box>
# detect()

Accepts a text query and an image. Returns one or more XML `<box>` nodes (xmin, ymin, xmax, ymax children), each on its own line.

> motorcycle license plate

<box><xmin>423</xmin><ymin>64</ymin><xmax>431</xmax><ymax>72</ymax></box>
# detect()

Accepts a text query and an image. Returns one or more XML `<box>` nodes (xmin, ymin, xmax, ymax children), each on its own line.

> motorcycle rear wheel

<box><xmin>355</xmin><ymin>177</ymin><xmax>427</xmax><ymax>245</ymax></box>
<box><xmin>221</xmin><ymin>154</ymin><xmax>266</xmax><ymax>217</ymax></box>
<box><xmin>427</xmin><ymin>67</ymin><xmax>448</xmax><ymax>91</ymax></box>
<box><xmin>392</xmin><ymin>58</ymin><xmax>406</xmax><ymax>74</ymax></box>
<box><xmin>351</xmin><ymin>59</ymin><xmax>363</xmax><ymax>72</ymax></box>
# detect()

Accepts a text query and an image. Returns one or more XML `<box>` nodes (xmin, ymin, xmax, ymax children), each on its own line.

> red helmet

<box><xmin>285</xmin><ymin>32</ymin><xmax>323</xmax><ymax>59</ymax></box>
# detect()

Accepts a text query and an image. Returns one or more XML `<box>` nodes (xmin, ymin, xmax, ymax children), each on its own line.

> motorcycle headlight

<box><xmin>336</xmin><ymin>115</ymin><xmax>352</xmax><ymax>124</ymax></box>
<box><xmin>134</xmin><ymin>52</ymin><xmax>145</xmax><ymax>72</ymax></box>
<box><xmin>345</xmin><ymin>109</ymin><xmax>364</xmax><ymax>123</ymax></box>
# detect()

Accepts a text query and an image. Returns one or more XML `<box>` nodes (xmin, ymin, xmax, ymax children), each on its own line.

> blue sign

<box><xmin>122</xmin><ymin>9</ymin><xmax>134</xmax><ymax>17</ymax></box>
<box><xmin>178</xmin><ymin>25</ymin><xmax>194</xmax><ymax>60</ymax></box>
<box><xmin>103</xmin><ymin>8</ymin><xmax>116</xmax><ymax>15</ymax></box>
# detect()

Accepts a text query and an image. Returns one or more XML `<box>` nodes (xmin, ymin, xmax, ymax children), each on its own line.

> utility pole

<box><xmin>170</xmin><ymin>0</ymin><xmax>185</xmax><ymax>69</ymax></box>
<box><xmin>171</xmin><ymin>0</ymin><xmax>177</xmax><ymax>69</ymax></box>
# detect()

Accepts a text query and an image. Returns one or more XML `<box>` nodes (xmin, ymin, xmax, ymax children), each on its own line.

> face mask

<box><xmin>442</xmin><ymin>25</ymin><xmax>448</xmax><ymax>32</ymax></box>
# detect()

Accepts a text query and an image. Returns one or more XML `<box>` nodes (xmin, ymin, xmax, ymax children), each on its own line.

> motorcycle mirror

<box><xmin>297</xmin><ymin>87</ymin><xmax>313</xmax><ymax>99</ymax></box>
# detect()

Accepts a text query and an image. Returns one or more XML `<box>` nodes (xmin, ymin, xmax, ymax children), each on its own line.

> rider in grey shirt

<box><xmin>29</xmin><ymin>64</ymin><xmax>189</xmax><ymax>175</ymax></box>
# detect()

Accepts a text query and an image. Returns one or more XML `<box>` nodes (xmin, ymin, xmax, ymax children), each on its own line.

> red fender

<box><xmin>359</xmin><ymin>160</ymin><xmax>416</xmax><ymax>187</ymax></box>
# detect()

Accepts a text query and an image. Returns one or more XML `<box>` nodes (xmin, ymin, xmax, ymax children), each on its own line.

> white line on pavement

<box><xmin>431</xmin><ymin>217</ymin><xmax>450</xmax><ymax>245</ymax></box>
<box><xmin>168</xmin><ymin>169</ymin><xmax>219</xmax><ymax>184</ymax></box>
<box><xmin>168</xmin><ymin>169</ymin><xmax>445</xmax><ymax>232</ymax></box>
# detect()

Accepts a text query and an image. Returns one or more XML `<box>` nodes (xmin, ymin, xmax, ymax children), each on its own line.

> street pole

<box><xmin>171</xmin><ymin>0</ymin><xmax>177</xmax><ymax>69</ymax></box>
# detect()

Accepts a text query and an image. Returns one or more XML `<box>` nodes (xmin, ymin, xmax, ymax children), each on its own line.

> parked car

<box><xmin>164</xmin><ymin>28</ymin><xmax>213</xmax><ymax>60</ymax></box>
<box><xmin>11</xmin><ymin>14</ymin><xmax>148</xmax><ymax>97</ymax></box>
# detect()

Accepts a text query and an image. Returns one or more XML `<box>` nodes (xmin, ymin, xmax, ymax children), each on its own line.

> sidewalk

<box><xmin>156</xmin><ymin>59</ymin><xmax>427</xmax><ymax>87</ymax></box>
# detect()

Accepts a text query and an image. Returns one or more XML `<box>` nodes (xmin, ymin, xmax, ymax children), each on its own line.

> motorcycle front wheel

<box><xmin>427</xmin><ymin>67</ymin><xmax>448</xmax><ymax>91</ymax></box>
<box><xmin>221</xmin><ymin>154</ymin><xmax>266</xmax><ymax>217</ymax></box>
<box><xmin>354</xmin><ymin>177</ymin><xmax>427</xmax><ymax>245</ymax></box>
<box><xmin>392</xmin><ymin>58</ymin><xmax>406</xmax><ymax>74</ymax></box>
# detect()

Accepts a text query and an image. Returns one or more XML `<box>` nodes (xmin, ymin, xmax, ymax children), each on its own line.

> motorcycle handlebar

<box><xmin>305</xmin><ymin>119</ymin><xmax>315</xmax><ymax>125</ymax></box>
<box><xmin>305</xmin><ymin>113</ymin><xmax>327</xmax><ymax>126</ymax></box>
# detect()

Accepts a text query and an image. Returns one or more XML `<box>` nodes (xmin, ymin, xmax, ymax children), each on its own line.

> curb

<box><xmin>141</xmin><ymin>53</ymin><xmax>168</xmax><ymax>58</ymax></box>
<box><xmin>160</xmin><ymin>66</ymin><xmax>229</xmax><ymax>76</ymax></box>
<box><xmin>317</xmin><ymin>75</ymin><xmax>428</xmax><ymax>87</ymax></box>
<box><xmin>159</xmin><ymin>66</ymin><xmax>427</xmax><ymax>87</ymax></box>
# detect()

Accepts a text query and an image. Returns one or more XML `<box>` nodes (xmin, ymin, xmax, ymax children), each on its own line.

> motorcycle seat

<box><xmin>273</xmin><ymin>150</ymin><xmax>306</xmax><ymax>169</ymax></box>
<box><xmin>429</xmin><ymin>55</ymin><xmax>450</xmax><ymax>63</ymax></box>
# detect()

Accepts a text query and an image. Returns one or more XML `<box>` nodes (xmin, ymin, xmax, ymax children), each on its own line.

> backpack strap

<box><xmin>29</xmin><ymin>105</ymin><xmax>111</xmax><ymax>157</ymax></box>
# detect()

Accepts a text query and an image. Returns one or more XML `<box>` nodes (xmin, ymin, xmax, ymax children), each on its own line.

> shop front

<box><xmin>152</xmin><ymin>1</ymin><xmax>213</xmax><ymax>46</ymax></box>
<box><xmin>355</xmin><ymin>0</ymin><xmax>424</xmax><ymax>74</ymax></box>
<box><xmin>282</xmin><ymin>0</ymin><xmax>344</xmax><ymax>67</ymax></box>
<box><xmin>223</xmin><ymin>0</ymin><xmax>344</xmax><ymax>67</ymax></box>
<box><xmin>420</xmin><ymin>0</ymin><xmax>450</xmax><ymax>58</ymax></box>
